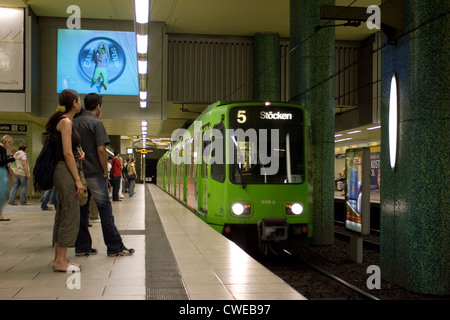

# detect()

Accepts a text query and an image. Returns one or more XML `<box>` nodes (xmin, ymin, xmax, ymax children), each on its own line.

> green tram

<box><xmin>157</xmin><ymin>101</ymin><xmax>313</xmax><ymax>253</ymax></box>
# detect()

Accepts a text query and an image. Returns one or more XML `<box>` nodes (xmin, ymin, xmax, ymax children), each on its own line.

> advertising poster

<box><xmin>345</xmin><ymin>147</ymin><xmax>370</xmax><ymax>235</ymax></box>
<box><xmin>57</xmin><ymin>29</ymin><xmax>139</xmax><ymax>95</ymax></box>
<box><xmin>370</xmin><ymin>151</ymin><xmax>380</xmax><ymax>191</ymax></box>
<box><xmin>0</xmin><ymin>8</ymin><xmax>24</xmax><ymax>91</ymax></box>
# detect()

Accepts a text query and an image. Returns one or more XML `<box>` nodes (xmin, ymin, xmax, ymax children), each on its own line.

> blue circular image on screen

<box><xmin>78</xmin><ymin>37</ymin><xmax>126</xmax><ymax>89</ymax></box>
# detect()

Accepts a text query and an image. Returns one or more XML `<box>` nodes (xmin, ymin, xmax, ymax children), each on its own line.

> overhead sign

<box><xmin>134</xmin><ymin>148</ymin><xmax>154</xmax><ymax>154</ymax></box>
<box><xmin>0</xmin><ymin>124</ymin><xmax>27</xmax><ymax>132</ymax></box>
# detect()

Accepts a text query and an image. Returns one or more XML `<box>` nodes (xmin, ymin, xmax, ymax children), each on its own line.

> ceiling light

<box><xmin>138</xmin><ymin>60</ymin><xmax>147</xmax><ymax>74</ymax></box>
<box><xmin>136</xmin><ymin>34</ymin><xmax>148</xmax><ymax>54</ymax></box>
<box><xmin>335</xmin><ymin>138</ymin><xmax>353</xmax><ymax>143</ymax></box>
<box><xmin>367</xmin><ymin>125</ymin><xmax>381</xmax><ymax>130</ymax></box>
<box><xmin>334</xmin><ymin>133</ymin><xmax>343</xmax><ymax>138</ymax></box>
<box><xmin>347</xmin><ymin>130</ymin><xmax>362</xmax><ymax>134</ymax></box>
<box><xmin>140</xmin><ymin>101</ymin><xmax>147</xmax><ymax>109</ymax></box>
<box><xmin>135</xmin><ymin>0</ymin><xmax>149</xmax><ymax>24</ymax></box>
<box><xmin>141</xmin><ymin>120</ymin><xmax>147</xmax><ymax>126</ymax></box>
<box><xmin>140</xmin><ymin>91</ymin><xmax>147</xmax><ymax>100</ymax></box>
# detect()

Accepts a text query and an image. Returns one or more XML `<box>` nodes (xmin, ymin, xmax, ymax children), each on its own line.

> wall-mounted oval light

<box><xmin>389</xmin><ymin>74</ymin><xmax>398</xmax><ymax>171</ymax></box>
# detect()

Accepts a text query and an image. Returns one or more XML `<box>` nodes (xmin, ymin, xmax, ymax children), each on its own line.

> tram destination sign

<box><xmin>0</xmin><ymin>124</ymin><xmax>27</xmax><ymax>132</ymax></box>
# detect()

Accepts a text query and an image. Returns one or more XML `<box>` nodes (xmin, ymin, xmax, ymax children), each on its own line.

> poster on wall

<box><xmin>345</xmin><ymin>147</ymin><xmax>370</xmax><ymax>235</ymax></box>
<box><xmin>0</xmin><ymin>8</ymin><xmax>24</xmax><ymax>91</ymax></box>
<box><xmin>370</xmin><ymin>151</ymin><xmax>381</xmax><ymax>191</ymax></box>
<box><xmin>57</xmin><ymin>29</ymin><xmax>139</xmax><ymax>95</ymax></box>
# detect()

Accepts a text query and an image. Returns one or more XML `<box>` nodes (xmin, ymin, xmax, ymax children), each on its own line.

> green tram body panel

<box><xmin>157</xmin><ymin>101</ymin><xmax>313</xmax><ymax>239</ymax></box>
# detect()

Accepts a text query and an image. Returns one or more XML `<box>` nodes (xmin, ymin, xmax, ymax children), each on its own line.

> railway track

<box><xmin>334</xmin><ymin>221</ymin><xmax>380</xmax><ymax>252</ymax></box>
<box><xmin>282</xmin><ymin>249</ymin><xmax>379</xmax><ymax>300</ymax></box>
<box><xmin>252</xmin><ymin>246</ymin><xmax>380</xmax><ymax>300</ymax></box>
<box><xmin>241</xmin><ymin>222</ymin><xmax>383</xmax><ymax>300</ymax></box>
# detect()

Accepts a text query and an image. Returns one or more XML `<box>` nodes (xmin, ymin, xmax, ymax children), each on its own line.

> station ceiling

<box><xmin>1</xmin><ymin>0</ymin><xmax>381</xmax><ymax>150</ymax></box>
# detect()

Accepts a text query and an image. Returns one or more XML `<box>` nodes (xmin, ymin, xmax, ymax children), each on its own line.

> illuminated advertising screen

<box><xmin>345</xmin><ymin>147</ymin><xmax>370</xmax><ymax>235</ymax></box>
<box><xmin>0</xmin><ymin>7</ymin><xmax>24</xmax><ymax>91</ymax></box>
<box><xmin>57</xmin><ymin>29</ymin><xmax>138</xmax><ymax>95</ymax></box>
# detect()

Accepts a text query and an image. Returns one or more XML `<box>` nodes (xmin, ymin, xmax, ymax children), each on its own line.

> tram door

<box><xmin>199</xmin><ymin>128</ymin><xmax>210</xmax><ymax>214</ymax></box>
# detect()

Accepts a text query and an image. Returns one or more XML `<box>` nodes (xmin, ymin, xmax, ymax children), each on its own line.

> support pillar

<box><xmin>380</xmin><ymin>1</ymin><xmax>450</xmax><ymax>294</ymax></box>
<box><xmin>290</xmin><ymin>0</ymin><xmax>335</xmax><ymax>245</ymax></box>
<box><xmin>253</xmin><ymin>32</ymin><xmax>281</xmax><ymax>101</ymax></box>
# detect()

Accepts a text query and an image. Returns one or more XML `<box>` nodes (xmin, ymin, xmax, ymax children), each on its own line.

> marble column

<box><xmin>290</xmin><ymin>0</ymin><xmax>335</xmax><ymax>245</ymax></box>
<box><xmin>253</xmin><ymin>32</ymin><xmax>281</xmax><ymax>101</ymax></box>
<box><xmin>380</xmin><ymin>1</ymin><xmax>450</xmax><ymax>294</ymax></box>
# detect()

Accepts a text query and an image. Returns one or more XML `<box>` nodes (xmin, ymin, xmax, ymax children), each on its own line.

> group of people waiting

<box><xmin>0</xmin><ymin>90</ymin><xmax>136</xmax><ymax>273</ymax></box>
<box><xmin>109</xmin><ymin>154</ymin><xmax>137</xmax><ymax>201</ymax></box>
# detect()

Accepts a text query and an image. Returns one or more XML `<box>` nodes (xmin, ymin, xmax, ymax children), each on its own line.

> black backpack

<box><xmin>33</xmin><ymin>132</ymin><xmax>58</xmax><ymax>192</ymax></box>
<box><xmin>122</xmin><ymin>162</ymin><xmax>128</xmax><ymax>180</ymax></box>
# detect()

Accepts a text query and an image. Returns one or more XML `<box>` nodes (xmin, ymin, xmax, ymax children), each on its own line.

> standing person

<box><xmin>8</xmin><ymin>143</ymin><xmax>31</xmax><ymax>205</ymax></box>
<box><xmin>107</xmin><ymin>156</ymin><xmax>113</xmax><ymax>197</ymax></box>
<box><xmin>40</xmin><ymin>186</ymin><xmax>57</xmax><ymax>211</ymax></box>
<box><xmin>0</xmin><ymin>135</ymin><xmax>14</xmax><ymax>221</ymax></box>
<box><xmin>48</xmin><ymin>89</ymin><xmax>85</xmax><ymax>273</ymax></box>
<box><xmin>122</xmin><ymin>159</ymin><xmax>129</xmax><ymax>194</ymax></box>
<box><xmin>127</xmin><ymin>158</ymin><xmax>137</xmax><ymax>197</ymax></box>
<box><xmin>73</xmin><ymin>92</ymin><xmax>134</xmax><ymax>257</ymax></box>
<box><xmin>111</xmin><ymin>150</ymin><xmax>122</xmax><ymax>201</ymax></box>
<box><xmin>0</xmin><ymin>167</ymin><xmax>8</xmax><ymax>218</ymax></box>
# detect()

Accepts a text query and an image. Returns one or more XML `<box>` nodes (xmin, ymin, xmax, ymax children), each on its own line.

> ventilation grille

<box><xmin>168</xmin><ymin>36</ymin><xmax>254</xmax><ymax>103</ymax></box>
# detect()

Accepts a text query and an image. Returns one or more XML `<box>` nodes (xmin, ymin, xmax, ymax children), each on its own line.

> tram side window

<box><xmin>202</xmin><ymin>133</ymin><xmax>209</xmax><ymax>179</ymax></box>
<box><xmin>211</xmin><ymin>123</ymin><xmax>225</xmax><ymax>183</ymax></box>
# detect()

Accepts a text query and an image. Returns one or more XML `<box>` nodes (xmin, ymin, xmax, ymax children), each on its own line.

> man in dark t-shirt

<box><xmin>73</xmin><ymin>93</ymin><xmax>134</xmax><ymax>257</ymax></box>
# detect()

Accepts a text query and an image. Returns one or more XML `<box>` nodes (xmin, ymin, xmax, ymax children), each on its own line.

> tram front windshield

<box><xmin>229</xmin><ymin>106</ymin><xmax>305</xmax><ymax>184</ymax></box>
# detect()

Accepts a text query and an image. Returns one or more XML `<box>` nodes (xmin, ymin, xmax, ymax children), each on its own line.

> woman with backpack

<box><xmin>46</xmin><ymin>89</ymin><xmax>85</xmax><ymax>273</ymax></box>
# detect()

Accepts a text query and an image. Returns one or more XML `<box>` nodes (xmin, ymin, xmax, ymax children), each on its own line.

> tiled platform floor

<box><xmin>0</xmin><ymin>183</ymin><xmax>305</xmax><ymax>300</ymax></box>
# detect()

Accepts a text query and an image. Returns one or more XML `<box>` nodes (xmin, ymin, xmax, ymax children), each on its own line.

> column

<box><xmin>253</xmin><ymin>32</ymin><xmax>281</xmax><ymax>101</ymax></box>
<box><xmin>380</xmin><ymin>1</ymin><xmax>450</xmax><ymax>294</ymax></box>
<box><xmin>290</xmin><ymin>0</ymin><xmax>335</xmax><ymax>245</ymax></box>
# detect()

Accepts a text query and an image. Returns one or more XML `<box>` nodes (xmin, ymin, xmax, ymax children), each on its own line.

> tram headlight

<box><xmin>286</xmin><ymin>203</ymin><xmax>304</xmax><ymax>215</ymax></box>
<box><xmin>231</xmin><ymin>203</ymin><xmax>251</xmax><ymax>216</ymax></box>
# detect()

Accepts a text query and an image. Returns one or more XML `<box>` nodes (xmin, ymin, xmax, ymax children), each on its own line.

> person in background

<box><xmin>0</xmin><ymin>167</ymin><xmax>9</xmax><ymax>219</ymax></box>
<box><xmin>107</xmin><ymin>156</ymin><xmax>113</xmax><ymax>197</ymax></box>
<box><xmin>73</xmin><ymin>92</ymin><xmax>134</xmax><ymax>257</ymax></box>
<box><xmin>111</xmin><ymin>150</ymin><xmax>123</xmax><ymax>202</ymax></box>
<box><xmin>0</xmin><ymin>135</ymin><xmax>14</xmax><ymax>221</ymax></box>
<box><xmin>127</xmin><ymin>158</ymin><xmax>137</xmax><ymax>197</ymax></box>
<box><xmin>47</xmin><ymin>89</ymin><xmax>85</xmax><ymax>273</ymax></box>
<box><xmin>118</xmin><ymin>154</ymin><xmax>125</xmax><ymax>199</ymax></box>
<box><xmin>40</xmin><ymin>186</ymin><xmax>57</xmax><ymax>211</ymax></box>
<box><xmin>122</xmin><ymin>158</ymin><xmax>129</xmax><ymax>194</ymax></box>
<box><xmin>8</xmin><ymin>143</ymin><xmax>31</xmax><ymax>205</ymax></box>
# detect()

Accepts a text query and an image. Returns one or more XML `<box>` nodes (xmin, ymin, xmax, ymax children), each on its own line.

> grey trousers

<box><xmin>52</xmin><ymin>162</ymin><xmax>80</xmax><ymax>247</ymax></box>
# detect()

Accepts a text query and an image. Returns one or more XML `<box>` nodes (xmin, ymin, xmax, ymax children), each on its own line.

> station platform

<box><xmin>0</xmin><ymin>183</ymin><xmax>305</xmax><ymax>300</ymax></box>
